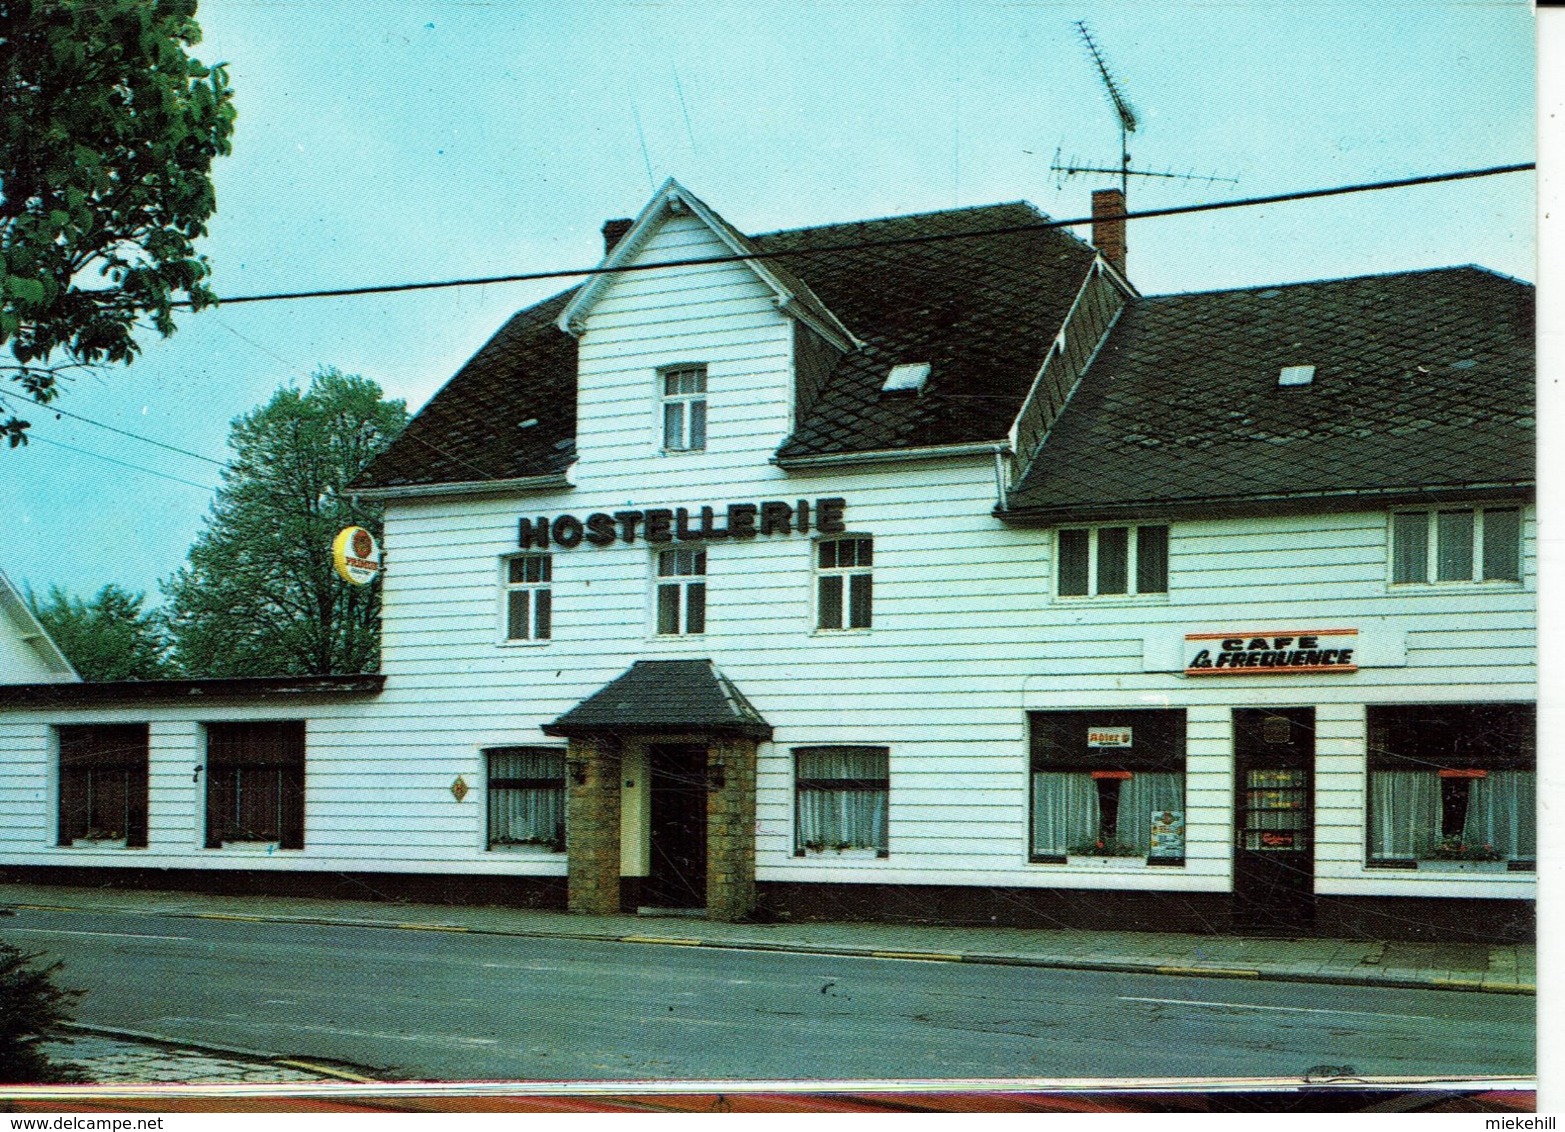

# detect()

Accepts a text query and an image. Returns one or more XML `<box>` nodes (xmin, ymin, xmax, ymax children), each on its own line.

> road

<box><xmin>2</xmin><ymin>907</ymin><xmax>1533</xmax><ymax>1083</ymax></box>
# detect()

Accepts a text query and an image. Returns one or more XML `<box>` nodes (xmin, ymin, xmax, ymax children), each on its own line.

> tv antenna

<box><xmin>1053</xmin><ymin>21</ymin><xmax>1238</xmax><ymax>197</ymax></box>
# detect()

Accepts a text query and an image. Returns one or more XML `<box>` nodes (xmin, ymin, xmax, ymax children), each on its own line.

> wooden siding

<box><xmin>0</xmin><ymin>206</ymin><xmax>1536</xmax><ymax>902</ymax></box>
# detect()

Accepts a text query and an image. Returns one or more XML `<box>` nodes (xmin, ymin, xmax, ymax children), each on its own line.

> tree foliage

<box><xmin>27</xmin><ymin>582</ymin><xmax>172</xmax><ymax>680</ymax></box>
<box><xmin>162</xmin><ymin>369</ymin><xmax>407</xmax><ymax>677</ymax></box>
<box><xmin>0</xmin><ymin>940</ymin><xmax>83</xmax><ymax>1084</ymax></box>
<box><xmin>0</xmin><ymin>0</ymin><xmax>235</xmax><ymax>445</ymax></box>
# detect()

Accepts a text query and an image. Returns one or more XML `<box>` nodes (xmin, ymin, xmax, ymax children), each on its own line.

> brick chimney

<box><xmin>1091</xmin><ymin>189</ymin><xmax>1127</xmax><ymax>277</ymax></box>
<box><xmin>602</xmin><ymin>218</ymin><xmax>634</xmax><ymax>255</ymax></box>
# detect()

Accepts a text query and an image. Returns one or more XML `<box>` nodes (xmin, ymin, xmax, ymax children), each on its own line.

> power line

<box><xmin>28</xmin><ymin>436</ymin><xmax>217</xmax><ymax>492</ymax></box>
<box><xmin>176</xmin><ymin>162</ymin><xmax>1531</xmax><ymax>308</ymax></box>
<box><xmin>0</xmin><ymin>389</ymin><xmax>227</xmax><ymax>467</ymax></box>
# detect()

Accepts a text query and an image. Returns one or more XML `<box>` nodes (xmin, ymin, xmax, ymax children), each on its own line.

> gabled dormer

<box><xmin>557</xmin><ymin>179</ymin><xmax>859</xmax><ymax>353</ymax></box>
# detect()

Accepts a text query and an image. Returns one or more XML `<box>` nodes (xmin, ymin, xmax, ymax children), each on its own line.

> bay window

<box><xmin>1030</xmin><ymin>710</ymin><xmax>1186</xmax><ymax>863</ymax></box>
<box><xmin>57</xmin><ymin>724</ymin><xmax>149</xmax><ymax>848</ymax></box>
<box><xmin>486</xmin><ymin>747</ymin><xmax>565</xmax><ymax>850</ymax></box>
<box><xmin>1366</xmin><ymin>703</ymin><xmax>1534</xmax><ymax>868</ymax></box>
<box><xmin>205</xmin><ymin>721</ymin><xmax>305</xmax><ymax>849</ymax></box>
<box><xmin>794</xmin><ymin>746</ymin><xmax>888</xmax><ymax>855</ymax></box>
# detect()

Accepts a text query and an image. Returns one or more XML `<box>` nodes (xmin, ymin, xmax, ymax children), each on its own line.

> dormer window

<box><xmin>661</xmin><ymin>365</ymin><xmax>707</xmax><ymax>452</ymax></box>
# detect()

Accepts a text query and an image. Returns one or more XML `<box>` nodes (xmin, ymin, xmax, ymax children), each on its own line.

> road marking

<box><xmin>272</xmin><ymin>1059</ymin><xmax>379</xmax><ymax>1082</ymax></box>
<box><xmin>5</xmin><ymin>927</ymin><xmax>192</xmax><ymax>942</ymax></box>
<box><xmin>1156</xmin><ymin>965</ymin><xmax>1259</xmax><ymax>979</ymax></box>
<box><xmin>1118</xmin><ymin>995</ymin><xmax>1438</xmax><ymax>1021</ymax></box>
<box><xmin>395</xmin><ymin>922</ymin><xmax>470</xmax><ymax>932</ymax></box>
<box><xmin>620</xmin><ymin>935</ymin><xmax>703</xmax><ymax>946</ymax></box>
<box><xmin>481</xmin><ymin>962</ymin><xmax>565</xmax><ymax>972</ymax></box>
<box><xmin>240</xmin><ymin>1020</ymin><xmax>499</xmax><ymax>1046</ymax></box>
<box><xmin>871</xmin><ymin>951</ymin><xmax>964</xmax><ymax>963</ymax></box>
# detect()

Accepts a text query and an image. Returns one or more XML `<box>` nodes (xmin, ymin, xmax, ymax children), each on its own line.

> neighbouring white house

<box><xmin>0</xmin><ymin>570</ymin><xmax>78</xmax><ymax>685</ymax></box>
<box><xmin>0</xmin><ymin>181</ymin><xmax>1535</xmax><ymax>942</ymax></box>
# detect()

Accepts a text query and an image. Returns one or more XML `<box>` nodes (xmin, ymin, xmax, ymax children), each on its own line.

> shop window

<box><xmin>1390</xmin><ymin>507</ymin><xmax>1521</xmax><ymax>585</ymax></box>
<box><xmin>1056</xmin><ymin>525</ymin><xmax>1168</xmax><ymax>597</ymax></box>
<box><xmin>1366</xmin><ymin>704</ymin><xmax>1534</xmax><ymax>869</ymax></box>
<box><xmin>1029</xmin><ymin>710</ymin><xmax>1186</xmax><ymax>863</ymax></box>
<box><xmin>204</xmin><ymin>722</ymin><xmax>305</xmax><ymax>849</ymax></box>
<box><xmin>503</xmin><ymin>553</ymin><xmax>552</xmax><ymax>641</ymax></box>
<box><xmin>816</xmin><ymin>536</ymin><xmax>872</xmax><ymax>630</ymax></box>
<box><xmin>660</xmin><ymin>364</ymin><xmax>707</xmax><ymax>451</ymax></box>
<box><xmin>655</xmin><ymin>547</ymin><xmax>706</xmax><ymax>635</ymax></box>
<box><xmin>794</xmin><ymin>746</ymin><xmax>888</xmax><ymax>855</ymax></box>
<box><xmin>57</xmin><ymin>725</ymin><xmax>149</xmax><ymax>848</ymax></box>
<box><xmin>486</xmin><ymin>747</ymin><xmax>565</xmax><ymax>851</ymax></box>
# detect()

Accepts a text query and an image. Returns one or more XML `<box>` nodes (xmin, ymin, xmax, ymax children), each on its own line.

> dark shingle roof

<box><xmin>353</xmin><ymin>202</ymin><xmax>1096</xmax><ymax>490</ymax></box>
<box><xmin>542</xmin><ymin>659</ymin><xmax>772</xmax><ymax>740</ymax></box>
<box><xmin>1005</xmin><ymin>266</ymin><xmax>1534</xmax><ymax>520</ymax></box>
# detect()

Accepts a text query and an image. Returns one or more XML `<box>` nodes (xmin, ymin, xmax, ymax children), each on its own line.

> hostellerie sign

<box><xmin>1184</xmin><ymin>629</ymin><xmax>1357</xmax><ymax>675</ymax></box>
<box><xmin>519</xmin><ymin>497</ymin><xmax>846</xmax><ymax>549</ymax></box>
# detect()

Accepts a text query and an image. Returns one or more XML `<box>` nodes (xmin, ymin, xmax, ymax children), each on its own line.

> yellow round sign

<box><xmin>332</xmin><ymin>526</ymin><xmax>382</xmax><ymax>585</ymax></box>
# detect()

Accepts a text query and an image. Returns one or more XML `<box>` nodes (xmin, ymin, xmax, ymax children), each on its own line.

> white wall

<box><xmin>0</xmin><ymin>204</ymin><xmax>1537</xmax><ymax>903</ymax></box>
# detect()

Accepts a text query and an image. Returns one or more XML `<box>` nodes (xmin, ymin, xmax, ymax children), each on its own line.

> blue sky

<box><xmin>0</xmin><ymin>1</ymin><xmax>1539</xmax><ymax>603</ymax></box>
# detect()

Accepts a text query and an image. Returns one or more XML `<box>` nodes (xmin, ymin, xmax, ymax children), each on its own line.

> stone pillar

<box><xmin>705</xmin><ymin>739</ymin><xmax>757</xmax><ymax>922</ymax></box>
<box><xmin>566</xmin><ymin>737</ymin><xmax>621</xmax><ymax>915</ymax></box>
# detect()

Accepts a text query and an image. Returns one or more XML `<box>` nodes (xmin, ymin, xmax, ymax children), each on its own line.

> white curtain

<box><xmin>489</xmin><ymin>750</ymin><xmax>564</xmax><ymax>846</ymax></box>
<box><xmin>1369</xmin><ymin>770</ymin><xmax>1441</xmax><ymax>859</ymax></box>
<box><xmin>1463</xmin><ymin>771</ymin><xmax>1535</xmax><ymax>860</ymax></box>
<box><xmin>1030</xmin><ymin>772</ymin><xmax>1099</xmax><ymax>855</ymax></box>
<box><xmin>1118</xmin><ymin>772</ymin><xmax>1184</xmax><ymax>855</ymax></box>
<box><xmin>796</xmin><ymin>748</ymin><xmax>887</xmax><ymax>850</ymax></box>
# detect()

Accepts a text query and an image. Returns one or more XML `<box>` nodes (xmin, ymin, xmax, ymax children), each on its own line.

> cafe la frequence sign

<box><xmin>1185</xmin><ymin>629</ymin><xmax>1358</xmax><ymax>676</ymax></box>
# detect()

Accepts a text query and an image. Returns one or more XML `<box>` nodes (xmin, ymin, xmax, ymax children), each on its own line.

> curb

<box><xmin>60</xmin><ymin>1022</ymin><xmax>383</xmax><ymax>1083</ymax></box>
<box><xmin>14</xmin><ymin>902</ymin><xmax>1535</xmax><ymax>997</ymax></box>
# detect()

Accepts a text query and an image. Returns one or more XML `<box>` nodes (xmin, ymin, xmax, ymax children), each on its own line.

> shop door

<box><xmin>645</xmin><ymin>743</ymin><xmax>708</xmax><ymax>909</ymax></box>
<box><xmin>1233</xmin><ymin>708</ymin><xmax>1315</xmax><ymax>932</ymax></box>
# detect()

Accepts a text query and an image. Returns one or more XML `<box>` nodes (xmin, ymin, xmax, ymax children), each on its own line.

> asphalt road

<box><xmin>3</xmin><ymin>907</ymin><xmax>1534</xmax><ymax>1083</ymax></box>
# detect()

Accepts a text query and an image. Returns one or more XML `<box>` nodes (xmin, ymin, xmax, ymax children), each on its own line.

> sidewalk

<box><xmin>0</xmin><ymin>881</ymin><xmax>1534</xmax><ymax>995</ymax></box>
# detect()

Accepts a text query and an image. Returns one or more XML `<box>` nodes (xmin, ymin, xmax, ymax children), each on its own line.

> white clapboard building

<box><xmin>0</xmin><ymin>181</ymin><xmax>1535</xmax><ymax>941</ymax></box>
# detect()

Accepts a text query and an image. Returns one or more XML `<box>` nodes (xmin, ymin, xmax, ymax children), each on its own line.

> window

<box><xmin>503</xmin><ymin>554</ymin><xmax>552</xmax><ymax>641</ymax></box>
<box><xmin>1029</xmin><ymin>710</ymin><xmax>1186</xmax><ymax>863</ymax></box>
<box><xmin>794</xmin><ymin>746</ymin><xmax>889</xmax><ymax>855</ymax></box>
<box><xmin>486</xmin><ymin>747</ymin><xmax>565</xmax><ymax>851</ymax></box>
<box><xmin>816</xmin><ymin>536</ymin><xmax>872</xmax><ymax>630</ymax></box>
<box><xmin>655</xmin><ymin>547</ymin><xmax>706</xmax><ymax>635</ymax></box>
<box><xmin>1367</xmin><ymin>704</ymin><xmax>1534</xmax><ymax>869</ymax></box>
<box><xmin>204</xmin><ymin>722</ymin><xmax>305</xmax><ymax>849</ymax></box>
<box><xmin>57</xmin><ymin>725</ymin><xmax>149</xmax><ymax>847</ymax></box>
<box><xmin>660</xmin><ymin>365</ymin><xmax>707</xmax><ymax>451</ymax></box>
<box><xmin>1057</xmin><ymin>525</ymin><xmax>1168</xmax><ymax>597</ymax></box>
<box><xmin>1390</xmin><ymin>507</ymin><xmax>1521</xmax><ymax>584</ymax></box>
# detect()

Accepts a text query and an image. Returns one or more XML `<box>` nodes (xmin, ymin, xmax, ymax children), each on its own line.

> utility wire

<box><xmin>174</xmin><ymin>162</ymin><xmax>1531</xmax><ymax>308</ymax></box>
<box><xmin>0</xmin><ymin>389</ymin><xmax>227</xmax><ymax>467</ymax></box>
<box><xmin>28</xmin><ymin>436</ymin><xmax>217</xmax><ymax>492</ymax></box>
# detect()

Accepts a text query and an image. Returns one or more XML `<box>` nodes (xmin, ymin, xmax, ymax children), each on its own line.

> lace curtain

<box><xmin>796</xmin><ymin>748</ymin><xmax>887</xmax><ymax>850</ymax></box>
<box><xmin>489</xmin><ymin>749</ymin><xmax>564</xmax><ymax>846</ymax></box>
<box><xmin>1462</xmin><ymin>770</ymin><xmax>1535</xmax><ymax>859</ymax></box>
<box><xmin>1369</xmin><ymin>770</ymin><xmax>1441</xmax><ymax>859</ymax></box>
<box><xmin>1030</xmin><ymin>772</ymin><xmax>1098</xmax><ymax>855</ymax></box>
<box><xmin>1118</xmin><ymin>772</ymin><xmax>1184</xmax><ymax>855</ymax></box>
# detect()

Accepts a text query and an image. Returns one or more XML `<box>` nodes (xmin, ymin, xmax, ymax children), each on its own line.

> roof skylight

<box><xmin>882</xmin><ymin>362</ymin><xmax>931</xmax><ymax>395</ymax></box>
<box><xmin>1278</xmin><ymin>365</ymin><xmax>1315</xmax><ymax>387</ymax></box>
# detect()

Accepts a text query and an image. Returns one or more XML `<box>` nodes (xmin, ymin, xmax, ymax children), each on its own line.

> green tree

<box><xmin>27</xmin><ymin>582</ymin><xmax>171</xmax><ymax>680</ymax></box>
<box><xmin>162</xmin><ymin>368</ymin><xmax>407</xmax><ymax>677</ymax></box>
<box><xmin>1</xmin><ymin>0</ymin><xmax>235</xmax><ymax>446</ymax></box>
<box><xmin>0</xmin><ymin>941</ymin><xmax>83</xmax><ymax>1083</ymax></box>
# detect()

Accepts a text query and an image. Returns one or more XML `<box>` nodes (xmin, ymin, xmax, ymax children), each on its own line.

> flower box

<box><xmin>1418</xmin><ymin>859</ymin><xmax>1509</xmax><ymax>874</ymax></box>
<box><xmin>1066</xmin><ymin>854</ymin><xmax>1148</xmax><ymax>869</ymax></box>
